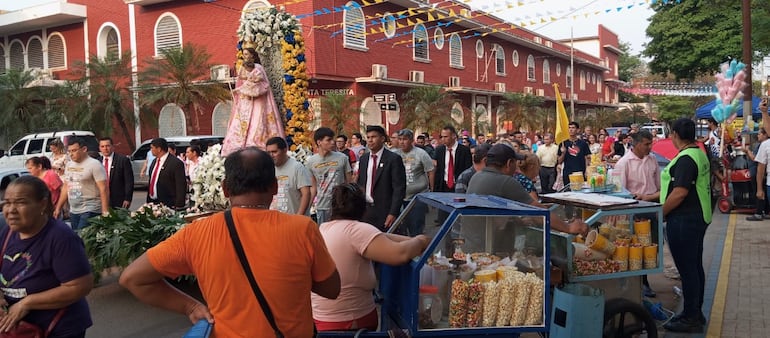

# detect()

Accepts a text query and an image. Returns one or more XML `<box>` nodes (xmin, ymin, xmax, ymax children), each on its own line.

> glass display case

<box><xmin>378</xmin><ymin>193</ymin><xmax>551</xmax><ymax>337</ymax></box>
<box><xmin>540</xmin><ymin>192</ymin><xmax>664</xmax><ymax>283</ymax></box>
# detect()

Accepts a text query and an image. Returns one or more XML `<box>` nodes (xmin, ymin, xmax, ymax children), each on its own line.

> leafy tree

<box><xmin>319</xmin><ymin>92</ymin><xmax>359</xmax><ymax>136</ymax></box>
<box><xmin>140</xmin><ymin>43</ymin><xmax>231</xmax><ymax>134</ymax></box>
<box><xmin>0</xmin><ymin>69</ymin><xmax>49</xmax><ymax>145</ymax></box>
<box><xmin>400</xmin><ymin>86</ymin><xmax>457</xmax><ymax>133</ymax></box>
<box><xmin>643</xmin><ymin>0</ymin><xmax>770</xmax><ymax>80</ymax></box>
<box><xmin>471</xmin><ymin>105</ymin><xmax>491</xmax><ymax>136</ymax></box>
<box><xmin>617</xmin><ymin>41</ymin><xmax>647</xmax><ymax>103</ymax></box>
<box><xmin>653</xmin><ymin>96</ymin><xmax>695</xmax><ymax>123</ymax></box>
<box><xmin>497</xmin><ymin>92</ymin><xmax>544</xmax><ymax>132</ymax></box>
<box><xmin>64</xmin><ymin>51</ymin><xmax>146</xmax><ymax>151</ymax></box>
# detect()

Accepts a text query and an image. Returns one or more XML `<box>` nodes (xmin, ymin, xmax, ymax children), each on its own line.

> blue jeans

<box><xmin>401</xmin><ymin>200</ymin><xmax>427</xmax><ymax>236</ymax></box>
<box><xmin>666</xmin><ymin>212</ymin><xmax>708</xmax><ymax>319</ymax></box>
<box><xmin>70</xmin><ymin>211</ymin><xmax>99</xmax><ymax>230</ymax></box>
<box><xmin>316</xmin><ymin>209</ymin><xmax>331</xmax><ymax>225</ymax></box>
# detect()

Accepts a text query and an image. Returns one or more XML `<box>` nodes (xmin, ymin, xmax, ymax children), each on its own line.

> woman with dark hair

<box><xmin>661</xmin><ymin>118</ymin><xmax>711</xmax><ymax>333</ymax></box>
<box><xmin>0</xmin><ymin>176</ymin><xmax>93</xmax><ymax>337</ymax></box>
<box><xmin>48</xmin><ymin>139</ymin><xmax>68</xmax><ymax>178</ymax></box>
<box><xmin>221</xmin><ymin>43</ymin><xmax>285</xmax><ymax>156</ymax></box>
<box><xmin>185</xmin><ymin>145</ymin><xmax>202</xmax><ymax>183</ymax></box>
<box><xmin>312</xmin><ymin>183</ymin><xmax>429</xmax><ymax>331</ymax></box>
<box><xmin>25</xmin><ymin>156</ymin><xmax>63</xmax><ymax>218</ymax></box>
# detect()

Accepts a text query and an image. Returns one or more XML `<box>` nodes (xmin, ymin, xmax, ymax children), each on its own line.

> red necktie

<box><xmin>149</xmin><ymin>160</ymin><xmax>160</xmax><ymax>198</ymax></box>
<box><xmin>447</xmin><ymin>148</ymin><xmax>455</xmax><ymax>189</ymax></box>
<box><xmin>370</xmin><ymin>154</ymin><xmax>378</xmax><ymax>195</ymax></box>
<box><xmin>103</xmin><ymin>157</ymin><xmax>110</xmax><ymax>185</ymax></box>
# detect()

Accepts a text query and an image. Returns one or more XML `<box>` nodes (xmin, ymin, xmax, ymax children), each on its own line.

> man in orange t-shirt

<box><xmin>121</xmin><ymin>147</ymin><xmax>341</xmax><ymax>337</ymax></box>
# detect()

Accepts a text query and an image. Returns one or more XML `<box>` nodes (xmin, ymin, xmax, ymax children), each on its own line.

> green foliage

<box><xmin>80</xmin><ymin>205</ymin><xmax>186</xmax><ymax>283</ymax></box>
<box><xmin>64</xmin><ymin>51</ymin><xmax>144</xmax><ymax>151</ymax></box>
<box><xmin>652</xmin><ymin>96</ymin><xmax>695</xmax><ymax>123</ymax></box>
<box><xmin>644</xmin><ymin>0</ymin><xmax>770</xmax><ymax>80</ymax></box>
<box><xmin>319</xmin><ymin>93</ymin><xmax>359</xmax><ymax>136</ymax></box>
<box><xmin>140</xmin><ymin>43</ymin><xmax>231</xmax><ymax>134</ymax></box>
<box><xmin>497</xmin><ymin>92</ymin><xmax>545</xmax><ymax>132</ymax></box>
<box><xmin>0</xmin><ymin>70</ymin><xmax>50</xmax><ymax>144</ymax></box>
<box><xmin>400</xmin><ymin>86</ymin><xmax>457</xmax><ymax>132</ymax></box>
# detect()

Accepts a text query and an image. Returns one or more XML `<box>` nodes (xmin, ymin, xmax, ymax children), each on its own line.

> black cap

<box><xmin>486</xmin><ymin>143</ymin><xmax>526</xmax><ymax>165</ymax></box>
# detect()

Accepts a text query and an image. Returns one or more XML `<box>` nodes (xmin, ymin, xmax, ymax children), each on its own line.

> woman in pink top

<box><xmin>25</xmin><ymin>156</ymin><xmax>63</xmax><ymax>217</ymax></box>
<box><xmin>312</xmin><ymin>183</ymin><xmax>429</xmax><ymax>331</ymax></box>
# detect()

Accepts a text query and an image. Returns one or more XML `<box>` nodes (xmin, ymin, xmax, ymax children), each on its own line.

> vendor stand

<box><xmin>542</xmin><ymin>191</ymin><xmax>662</xmax><ymax>338</ymax></box>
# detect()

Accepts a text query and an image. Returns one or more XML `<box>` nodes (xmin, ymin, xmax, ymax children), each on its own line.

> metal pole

<box><xmin>570</xmin><ymin>27</ymin><xmax>575</xmax><ymax>121</ymax></box>
<box><xmin>742</xmin><ymin>0</ymin><xmax>752</xmax><ymax>132</ymax></box>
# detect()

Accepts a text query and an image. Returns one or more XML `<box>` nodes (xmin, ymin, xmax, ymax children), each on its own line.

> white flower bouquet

<box><xmin>189</xmin><ymin>143</ymin><xmax>229</xmax><ymax>213</ymax></box>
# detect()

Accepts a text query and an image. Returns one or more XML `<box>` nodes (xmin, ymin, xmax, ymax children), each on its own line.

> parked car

<box><xmin>130</xmin><ymin>136</ymin><xmax>224</xmax><ymax>188</ymax></box>
<box><xmin>0</xmin><ymin>131</ymin><xmax>98</xmax><ymax>170</ymax></box>
<box><xmin>605</xmin><ymin>126</ymin><xmax>631</xmax><ymax>138</ymax></box>
<box><xmin>642</xmin><ymin>124</ymin><xmax>668</xmax><ymax>139</ymax></box>
<box><xmin>0</xmin><ymin>168</ymin><xmax>30</xmax><ymax>203</ymax></box>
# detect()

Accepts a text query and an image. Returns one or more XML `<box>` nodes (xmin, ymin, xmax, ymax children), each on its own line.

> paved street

<box><xmin>88</xmin><ymin>191</ymin><xmax>766</xmax><ymax>337</ymax></box>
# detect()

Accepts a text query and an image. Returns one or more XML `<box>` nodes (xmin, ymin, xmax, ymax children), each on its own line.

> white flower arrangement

<box><xmin>237</xmin><ymin>6</ymin><xmax>299</xmax><ymax>55</ymax></box>
<box><xmin>189</xmin><ymin>144</ymin><xmax>229</xmax><ymax>213</ymax></box>
<box><xmin>288</xmin><ymin>144</ymin><xmax>312</xmax><ymax>165</ymax></box>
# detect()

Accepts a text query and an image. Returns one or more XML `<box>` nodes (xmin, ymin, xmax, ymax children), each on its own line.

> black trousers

<box><xmin>539</xmin><ymin>166</ymin><xmax>557</xmax><ymax>194</ymax></box>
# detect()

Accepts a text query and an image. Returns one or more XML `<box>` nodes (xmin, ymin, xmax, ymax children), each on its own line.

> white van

<box><xmin>641</xmin><ymin>124</ymin><xmax>668</xmax><ymax>139</ymax></box>
<box><xmin>0</xmin><ymin>131</ymin><xmax>98</xmax><ymax>169</ymax></box>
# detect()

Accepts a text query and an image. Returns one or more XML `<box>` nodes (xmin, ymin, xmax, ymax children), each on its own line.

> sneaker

<box><xmin>663</xmin><ymin>316</ymin><xmax>704</xmax><ymax>333</ymax></box>
<box><xmin>643</xmin><ymin>284</ymin><xmax>657</xmax><ymax>298</ymax></box>
<box><xmin>671</xmin><ymin>313</ymin><xmax>707</xmax><ymax>325</ymax></box>
<box><xmin>746</xmin><ymin>214</ymin><xmax>764</xmax><ymax>221</ymax></box>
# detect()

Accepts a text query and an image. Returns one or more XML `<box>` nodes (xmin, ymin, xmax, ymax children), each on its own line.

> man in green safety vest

<box><xmin>660</xmin><ymin>118</ymin><xmax>711</xmax><ymax>333</ymax></box>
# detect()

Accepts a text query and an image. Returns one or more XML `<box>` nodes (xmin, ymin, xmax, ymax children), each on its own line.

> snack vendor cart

<box><xmin>378</xmin><ymin>192</ymin><xmax>552</xmax><ymax>337</ymax></box>
<box><xmin>542</xmin><ymin>192</ymin><xmax>663</xmax><ymax>338</ymax></box>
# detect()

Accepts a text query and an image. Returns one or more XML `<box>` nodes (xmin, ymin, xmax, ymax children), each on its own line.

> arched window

<box><xmin>556</xmin><ymin>63</ymin><xmax>561</xmax><ymax>77</ymax></box>
<box><xmin>359</xmin><ymin>98</ymin><xmax>380</xmax><ymax>128</ymax></box>
<box><xmin>382</xmin><ymin>13</ymin><xmax>396</xmax><ymax>39</ymax></box>
<box><xmin>512</xmin><ymin>50</ymin><xmax>519</xmax><ymax>67</ymax></box>
<box><xmin>211</xmin><ymin>101</ymin><xmax>232</xmax><ymax>136</ymax></box>
<box><xmin>579</xmin><ymin>70</ymin><xmax>586</xmax><ymax>90</ymax></box>
<box><xmin>566</xmin><ymin>66</ymin><xmax>572</xmax><ymax>88</ymax></box>
<box><xmin>155</xmin><ymin>13</ymin><xmax>182</xmax><ymax>56</ymax></box>
<box><xmin>451</xmin><ymin>102</ymin><xmax>464</xmax><ymax>125</ymax></box>
<box><xmin>26</xmin><ymin>37</ymin><xmax>44</xmax><ymax>69</ymax></box>
<box><xmin>495</xmin><ymin>45</ymin><xmax>505</xmax><ymax>75</ymax></box>
<box><xmin>242</xmin><ymin>0</ymin><xmax>270</xmax><ymax>18</ymax></box>
<box><xmin>597</xmin><ymin>75</ymin><xmax>602</xmax><ymax>93</ymax></box>
<box><xmin>158</xmin><ymin>103</ymin><xmax>187</xmax><ymax>137</ymax></box>
<box><xmin>449</xmin><ymin>33</ymin><xmax>462</xmax><ymax>68</ymax></box>
<box><xmin>526</xmin><ymin>55</ymin><xmax>535</xmax><ymax>81</ymax></box>
<box><xmin>542</xmin><ymin>59</ymin><xmax>550</xmax><ymax>84</ymax></box>
<box><xmin>47</xmin><ymin>33</ymin><xmax>66</xmax><ymax>69</ymax></box>
<box><xmin>434</xmin><ymin>27</ymin><xmax>444</xmax><ymax>50</ymax></box>
<box><xmin>0</xmin><ymin>45</ymin><xmax>6</xmax><ymax>74</ymax></box>
<box><xmin>413</xmin><ymin>24</ymin><xmax>429</xmax><ymax>60</ymax></box>
<box><xmin>9</xmin><ymin>40</ymin><xmax>24</xmax><ymax>70</ymax></box>
<box><xmin>98</xmin><ymin>24</ymin><xmax>121</xmax><ymax>59</ymax></box>
<box><xmin>343</xmin><ymin>1</ymin><xmax>366</xmax><ymax>50</ymax></box>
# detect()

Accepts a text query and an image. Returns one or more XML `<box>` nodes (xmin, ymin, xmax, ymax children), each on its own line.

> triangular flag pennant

<box><xmin>397</xmin><ymin>22</ymin><xmax>406</xmax><ymax>28</ymax></box>
<box><xmin>448</xmin><ymin>9</ymin><xmax>456</xmax><ymax>17</ymax></box>
<box><xmin>427</xmin><ymin>12</ymin><xmax>435</xmax><ymax>21</ymax></box>
<box><xmin>406</xmin><ymin>18</ymin><xmax>415</xmax><ymax>26</ymax></box>
<box><xmin>416</xmin><ymin>18</ymin><xmax>424</xmax><ymax>24</ymax></box>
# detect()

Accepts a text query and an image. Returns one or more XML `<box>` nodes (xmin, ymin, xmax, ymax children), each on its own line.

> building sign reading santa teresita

<box><xmin>307</xmin><ymin>89</ymin><xmax>355</xmax><ymax>97</ymax></box>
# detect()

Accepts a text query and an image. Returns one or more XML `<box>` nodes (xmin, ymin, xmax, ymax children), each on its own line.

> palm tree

<box><xmin>400</xmin><ymin>86</ymin><xmax>457</xmax><ymax>133</ymax></box>
<box><xmin>140</xmin><ymin>42</ymin><xmax>231</xmax><ymax>134</ymax></box>
<box><xmin>319</xmin><ymin>92</ymin><xmax>359</xmax><ymax>136</ymax></box>
<box><xmin>63</xmin><ymin>51</ymin><xmax>146</xmax><ymax>151</ymax></box>
<box><xmin>497</xmin><ymin>92</ymin><xmax>545</xmax><ymax>132</ymax></box>
<box><xmin>0</xmin><ymin>69</ymin><xmax>48</xmax><ymax>144</ymax></box>
<box><xmin>471</xmin><ymin>105</ymin><xmax>491</xmax><ymax>136</ymax></box>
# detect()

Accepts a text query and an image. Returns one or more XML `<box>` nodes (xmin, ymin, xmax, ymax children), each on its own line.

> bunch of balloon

<box><xmin>711</xmin><ymin>59</ymin><xmax>748</xmax><ymax>157</ymax></box>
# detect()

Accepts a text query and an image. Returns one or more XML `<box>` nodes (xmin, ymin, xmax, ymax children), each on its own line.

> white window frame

<box><xmin>512</xmin><ymin>50</ymin><xmax>519</xmax><ymax>67</ymax></box>
<box><xmin>46</xmin><ymin>33</ymin><xmax>67</xmax><ymax>70</ymax></box>
<box><xmin>343</xmin><ymin>1</ymin><xmax>367</xmax><ymax>51</ymax></box>
<box><xmin>158</xmin><ymin>103</ymin><xmax>187</xmax><ymax>137</ymax></box>
<box><xmin>8</xmin><ymin>39</ymin><xmax>24</xmax><ymax>70</ymax></box>
<box><xmin>382</xmin><ymin>13</ymin><xmax>396</xmax><ymax>39</ymax></box>
<box><xmin>579</xmin><ymin>70</ymin><xmax>586</xmax><ymax>90</ymax></box>
<box><xmin>449</xmin><ymin>33</ymin><xmax>463</xmax><ymax>69</ymax></box>
<box><xmin>413</xmin><ymin>23</ymin><xmax>429</xmax><ymax>62</ymax></box>
<box><xmin>97</xmin><ymin>23</ymin><xmax>122</xmax><ymax>60</ymax></box>
<box><xmin>475</xmin><ymin>40</ymin><xmax>484</xmax><ymax>59</ymax></box>
<box><xmin>154</xmin><ymin>12</ymin><xmax>182</xmax><ymax>57</ymax></box>
<box><xmin>26</xmin><ymin>36</ymin><xmax>44</xmax><ymax>69</ymax></box>
<box><xmin>526</xmin><ymin>54</ymin><xmax>535</xmax><ymax>81</ymax></box>
<box><xmin>242</xmin><ymin>0</ymin><xmax>270</xmax><ymax>19</ymax></box>
<box><xmin>542</xmin><ymin>59</ymin><xmax>550</xmax><ymax>84</ymax></box>
<box><xmin>566</xmin><ymin>66</ymin><xmax>572</xmax><ymax>88</ymax></box>
<box><xmin>494</xmin><ymin>44</ymin><xmax>505</xmax><ymax>76</ymax></box>
<box><xmin>556</xmin><ymin>63</ymin><xmax>561</xmax><ymax>77</ymax></box>
<box><xmin>597</xmin><ymin>75</ymin><xmax>602</xmax><ymax>93</ymax></box>
<box><xmin>211</xmin><ymin>101</ymin><xmax>232</xmax><ymax>136</ymax></box>
<box><xmin>434</xmin><ymin>27</ymin><xmax>444</xmax><ymax>50</ymax></box>
<box><xmin>0</xmin><ymin>45</ymin><xmax>6</xmax><ymax>74</ymax></box>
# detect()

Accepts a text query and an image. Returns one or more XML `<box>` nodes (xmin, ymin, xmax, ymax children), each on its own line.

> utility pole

<box><xmin>742</xmin><ymin>0</ymin><xmax>752</xmax><ymax>132</ymax></box>
<box><xmin>570</xmin><ymin>27</ymin><xmax>575</xmax><ymax>121</ymax></box>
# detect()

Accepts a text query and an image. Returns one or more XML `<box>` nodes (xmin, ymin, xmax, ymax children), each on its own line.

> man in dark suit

<box><xmin>356</xmin><ymin>125</ymin><xmax>406</xmax><ymax>231</ymax></box>
<box><xmin>99</xmin><ymin>137</ymin><xmax>134</xmax><ymax>208</ymax></box>
<box><xmin>433</xmin><ymin>125</ymin><xmax>473</xmax><ymax>192</ymax></box>
<box><xmin>146</xmin><ymin>138</ymin><xmax>187</xmax><ymax>209</ymax></box>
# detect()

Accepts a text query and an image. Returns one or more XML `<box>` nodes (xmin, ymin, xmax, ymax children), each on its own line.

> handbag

<box><xmin>0</xmin><ymin>231</ymin><xmax>65</xmax><ymax>338</ymax></box>
<box><xmin>224</xmin><ymin>210</ymin><xmax>285</xmax><ymax>338</ymax></box>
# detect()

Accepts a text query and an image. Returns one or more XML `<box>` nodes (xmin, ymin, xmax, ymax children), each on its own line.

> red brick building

<box><xmin>0</xmin><ymin>0</ymin><xmax>621</xmax><ymax>153</ymax></box>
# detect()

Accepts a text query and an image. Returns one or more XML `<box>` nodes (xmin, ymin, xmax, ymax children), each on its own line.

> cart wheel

<box><xmin>717</xmin><ymin>196</ymin><xmax>732</xmax><ymax>214</ymax></box>
<box><xmin>603</xmin><ymin>298</ymin><xmax>658</xmax><ymax>338</ymax></box>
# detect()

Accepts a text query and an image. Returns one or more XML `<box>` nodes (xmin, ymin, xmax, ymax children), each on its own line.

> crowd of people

<box><xmin>0</xmin><ymin>110</ymin><xmax>734</xmax><ymax>335</ymax></box>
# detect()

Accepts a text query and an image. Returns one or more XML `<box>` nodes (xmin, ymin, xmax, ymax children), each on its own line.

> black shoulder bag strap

<box><xmin>224</xmin><ymin>210</ymin><xmax>284</xmax><ymax>338</ymax></box>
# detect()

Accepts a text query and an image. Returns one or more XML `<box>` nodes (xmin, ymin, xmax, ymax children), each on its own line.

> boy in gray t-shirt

<box><xmin>307</xmin><ymin>128</ymin><xmax>353</xmax><ymax>224</ymax></box>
